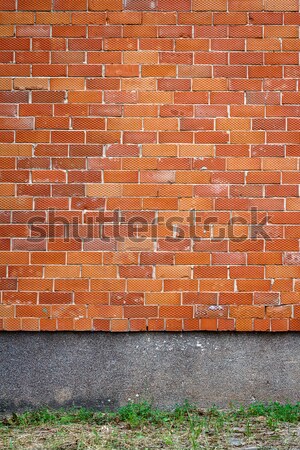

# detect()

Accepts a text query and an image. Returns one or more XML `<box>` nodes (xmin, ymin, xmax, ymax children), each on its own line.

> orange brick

<box><xmin>130</xmin><ymin>318</ymin><xmax>147</xmax><ymax>331</ymax></box>
<box><xmin>22</xmin><ymin>318</ymin><xmax>40</xmax><ymax>331</ymax></box>
<box><xmin>148</xmin><ymin>318</ymin><xmax>165</xmax><ymax>331</ymax></box>
<box><xmin>193</xmin><ymin>78</ymin><xmax>228</xmax><ymax>91</ymax></box>
<box><xmin>89</xmin><ymin>0</ymin><xmax>122</xmax><ymax>10</ymax></box>
<box><xmin>230</xmin><ymin>306</ymin><xmax>265</xmax><ymax>319</ymax></box>
<box><xmin>0</xmin><ymin>305</ymin><xmax>14</xmax><ymax>317</ymax></box>
<box><xmin>0</xmin><ymin>78</ymin><xmax>12</xmax><ymax>90</ymax></box>
<box><xmin>146</xmin><ymin>293</ymin><xmax>181</xmax><ymax>305</ymax></box>
<box><xmin>50</xmin><ymin>78</ymin><xmax>85</xmax><ymax>90</ymax></box>
<box><xmin>266</xmin><ymin>306</ymin><xmax>292</xmax><ymax>318</ymax></box>
<box><xmin>166</xmin><ymin>319</ymin><xmax>182</xmax><ymax>331</ymax></box>
<box><xmin>3</xmin><ymin>318</ymin><xmax>21</xmax><ymax>331</ymax></box>
<box><xmin>193</xmin><ymin>0</ymin><xmax>227</xmax><ymax>10</ymax></box>
<box><xmin>93</xmin><ymin>319</ymin><xmax>110</xmax><ymax>331</ymax></box>
<box><xmin>1</xmin><ymin>2</ymin><xmax>300</xmax><ymax>335</ymax></box>
<box><xmin>74</xmin><ymin>319</ymin><xmax>92</xmax><ymax>331</ymax></box>
<box><xmin>236</xmin><ymin>318</ymin><xmax>253</xmax><ymax>331</ymax></box>
<box><xmin>142</xmin><ymin>65</ymin><xmax>176</xmax><ymax>77</ymax></box>
<box><xmin>178</xmin><ymin>12</ymin><xmax>212</xmax><ymax>24</ymax></box>
<box><xmin>229</xmin><ymin>0</ymin><xmax>263</xmax><ymax>10</ymax></box>
<box><xmin>271</xmin><ymin>319</ymin><xmax>289</xmax><ymax>332</ymax></box>
<box><xmin>107</xmin><ymin>118</ymin><xmax>142</xmax><ymax>130</ymax></box>
<box><xmin>124</xmin><ymin>51</ymin><xmax>158</xmax><ymax>64</ymax></box>
<box><xmin>144</xmin><ymin>118</ymin><xmax>178</xmax><ymax>131</ymax></box>
<box><xmin>19</xmin><ymin>0</ymin><xmax>51</xmax><ymax>9</ymax></box>
<box><xmin>0</xmin><ymin>144</ymin><xmax>32</xmax><ymax>156</ymax></box>
<box><xmin>40</xmin><ymin>319</ymin><xmax>57</xmax><ymax>331</ymax></box>
<box><xmin>201</xmin><ymin>318</ymin><xmax>218</xmax><ymax>331</ymax></box>
<box><xmin>107</xmin><ymin>12</ymin><xmax>141</xmax><ymax>24</ymax></box>
<box><xmin>16</xmin><ymin>305</ymin><xmax>50</xmax><ymax>318</ymax></box>
<box><xmin>231</xmin><ymin>131</ymin><xmax>265</xmax><ymax>144</ymax></box>
<box><xmin>265</xmin><ymin>0</ymin><xmax>298</xmax><ymax>11</ymax></box>
<box><xmin>217</xmin><ymin>118</ymin><xmax>251</xmax><ymax>131</ymax></box>
<box><xmin>72</xmin><ymin>12</ymin><xmax>105</xmax><ymax>24</ymax></box>
<box><xmin>69</xmin><ymin>91</ymin><xmax>102</xmax><ymax>103</ymax></box>
<box><xmin>160</xmin><ymin>306</ymin><xmax>193</xmax><ymax>318</ymax></box>
<box><xmin>0</xmin><ymin>12</ymin><xmax>34</xmax><ymax>23</ymax></box>
<box><xmin>254</xmin><ymin>319</ymin><xmax>270</xmax><ymax>332</ymax></box>
<box><xmin>111</xmin><ymin>319</ymin><xmax>128</xmax><ymax>332</ymax></box>
<box><xmin>247</xmin><ymin>38</ymin><xmax>281</xmax><ymax>51</ymax></box>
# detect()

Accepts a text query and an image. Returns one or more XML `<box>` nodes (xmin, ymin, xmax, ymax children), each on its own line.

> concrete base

<box><xmin>0</xmin><ymin>332</ymin><xmax>299</xmax><ymax>413</ymax></box>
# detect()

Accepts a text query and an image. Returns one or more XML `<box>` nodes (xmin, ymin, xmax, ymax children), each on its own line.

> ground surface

<box><xmin>0</xmin><ymin>402</ymin><xmax>299</xmax><ymax>450</ymax></box>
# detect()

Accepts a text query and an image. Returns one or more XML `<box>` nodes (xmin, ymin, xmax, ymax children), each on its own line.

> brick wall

<box><xmin>0</xmin><ymin>0</ymin><xmax>300</xmax><ymax>332</ymax></box>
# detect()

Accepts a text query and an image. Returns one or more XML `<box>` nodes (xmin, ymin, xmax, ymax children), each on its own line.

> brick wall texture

<box><xmin>1</xmin><ymin>0</ymin><xmax>300</xmax><ymax>332</ymax></box>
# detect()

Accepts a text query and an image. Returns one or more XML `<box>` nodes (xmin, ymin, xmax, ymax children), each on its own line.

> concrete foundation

<box><xmin>0</xmin><ymin>332</ymin><xmax>299</xmax><ymax>413</ymax></box>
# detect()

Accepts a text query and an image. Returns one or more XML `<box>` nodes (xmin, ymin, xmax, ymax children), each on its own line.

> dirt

<box><xmin>1</xmin><ymin>417</ymin><xmax>300</xmax><ymax>450</ymax></box>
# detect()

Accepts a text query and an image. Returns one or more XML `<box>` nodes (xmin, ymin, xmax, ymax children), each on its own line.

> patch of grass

<box><xmin>1</xmin><ymin>402</ymin><xmax>300</xmax><ymax>450</ymax></box>
<box><xmin>1</xmin><ymin>400</ymin><xmax>300</xmax><ymax>430</ymax></box>
<box><xmin>0</xmin><ymin>408</ymin><xmax>106</xmax><ymax>428</ymax></box>
<box><xmin>246</xmin><ymin>401</ymin><xmax>300</xmax><ymax>422</ymax></box>
<box><xmin>228</xmin><ymin>401</ymin><xmax>300</xmax><ymax>430</ymax></box>
<box><xmin>113</xmin><ymin>400</ymin><xmax>170</xmax><ymax>427</ymax></box>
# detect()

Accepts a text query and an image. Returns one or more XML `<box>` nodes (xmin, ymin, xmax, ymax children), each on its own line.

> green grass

<box><xmin>1</xmin><ymin>401</ymin><xmax>300</xmax><ymax>450</ymax></box>
<box><xmin>1</xmin><ymin>400</ymin><xmax>300</xmax><ymax>429</ymax></box>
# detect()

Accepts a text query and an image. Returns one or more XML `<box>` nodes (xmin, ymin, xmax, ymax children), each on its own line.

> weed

<box><xmin>1</xmin><ymin>399</ymin><xmax>300</xmax><ymax>450</ymax></box>
<box><xmin>2</xmin><ymin>400</ymin><xmax>300</xmax><ymax>430</ymax></box>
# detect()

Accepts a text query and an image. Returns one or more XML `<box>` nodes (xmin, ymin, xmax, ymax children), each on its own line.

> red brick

<box><xmin>4</xmin><ymin>318</ymin><xmax>22</xmax><ymax>331</ymax></box>
<box><xmin>160</xmin><ymin>306</ymin><xmax>193</xmax><ymax>319</ymax></box>
<box><xmin>211</xmin><ymin>38</ymin><xmax>244</xmax><ymax>51</ymax></box>
<box><xmin>158</xmin><ymin>0</ymin><xmax>190</xmax><ymax>10</ymax></box>
<box><xmin>89</xmin><ymin>0</ymin><xmax>122</xmax><ymax>10</ymax></box>
<box><xmin>271</xmin><ymin>319</ymin><xmax>289</xmax><ymax>332</ymax></box>
<box><xmin>147</xmin><ymin>318</ymin><xmax>164</xmax><ymax>331</ymax></box>
<box><xmin>214</xmin><ymin>12</ymin><xmax>247</xmax><ymax>24</ymax></box>
<box><xmin>0</xmin><ymin>3</ymin><xmax>299</xmax><ymax>334</ymax></box>
<box><xmin>193</xmin><ymin>0</ymin><xmax>226</xmax><ymax>10</ymax></box>
<box><xmin>179</xmin><ymin>12</ymin><xmax>211</xmax><ymax>24</ymax></box>
<box><xmin>93</xmin><ymin>319</ymin><xmax>110</xmax><ymax>331</ymax></box>
<box><xmin>201</xmin><ymin>318</ymin><xmax>218</xmax><ymax>331</ymax></box>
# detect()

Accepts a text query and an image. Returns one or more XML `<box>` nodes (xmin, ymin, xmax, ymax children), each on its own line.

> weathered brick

<box><xmin>0</xmin><ymin>2</ymin><xmax>299</xmax><ymax>333</ymax></box>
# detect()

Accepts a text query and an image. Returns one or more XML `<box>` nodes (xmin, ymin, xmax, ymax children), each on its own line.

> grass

<box><xmin>1</xmin><ymin>401</ymin><xmax>300</xmax><ymax>449</ymax></box>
